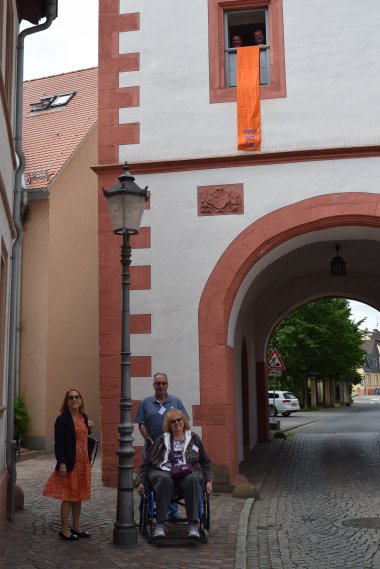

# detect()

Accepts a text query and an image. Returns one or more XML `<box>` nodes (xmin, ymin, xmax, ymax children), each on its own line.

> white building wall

<box><xmin>118</xmin><ymin>0</ymin><xmax>380</xmax><ymax>162</ymax></box>
<box><xmin>113</xmin><ymin>0</ymin><xmax>380</xmax><ymax>457</ymax></box>
<box><xmin>130</xmin><ymin>155</ymin><xmax>380</xmax><ymax>426</ymax></box>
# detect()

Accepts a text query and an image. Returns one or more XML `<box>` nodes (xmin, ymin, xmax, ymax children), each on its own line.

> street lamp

<box><xmin>103</xmin><ymin>162</ymin><xmax>150</xmax><ymax>547</ymax></box>
<box><xmin>330</xmin><ymin>244</ymin><xmax>346</xmax><ymax>276</ymax></box>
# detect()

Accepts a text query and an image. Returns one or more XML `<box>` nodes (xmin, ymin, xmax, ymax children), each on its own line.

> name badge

<box><xmin>192</xmin><ymin>444</ymin><xmax>199</xmax><ymax>453</ymax></box>
<box><xmin>159</xmin><ymin>407</ymin><xmax>166</xmax><ymax>415</ymax></box>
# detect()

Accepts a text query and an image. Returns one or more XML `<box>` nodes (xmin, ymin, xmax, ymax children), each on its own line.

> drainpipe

<box><xmin>6</xmin><ymin>0</ymin><xmax>57</xmax><ymax>521</ymax></box>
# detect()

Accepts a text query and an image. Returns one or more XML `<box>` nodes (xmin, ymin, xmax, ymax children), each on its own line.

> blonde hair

<box><xmin>163</xmin><ymin>409</ymin><xmax>190</xmax><ymax>432</ymax></box>
<box><xmin>60</xmin><ymin>388</ymin><xmax>85</xmax><ymax>414</ymax></box>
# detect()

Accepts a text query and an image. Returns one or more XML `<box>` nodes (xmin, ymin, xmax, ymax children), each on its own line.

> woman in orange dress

<box><xmin>43</xmin><ymin>388</ymin><xmax>93</xmax><ymax>541</ymax></box>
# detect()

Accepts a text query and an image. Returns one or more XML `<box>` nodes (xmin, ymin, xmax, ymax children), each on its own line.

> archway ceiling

<box><xmin>229</xmin><ymin>226</ymin><xmax>380</xmax><ymax>349</ymax></box>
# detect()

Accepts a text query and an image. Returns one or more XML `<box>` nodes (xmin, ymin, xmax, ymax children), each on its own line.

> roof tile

<box><xmin>23</xmin><ymin>67</ymin><xmax>98</xmax><ymax>190</ymax></box>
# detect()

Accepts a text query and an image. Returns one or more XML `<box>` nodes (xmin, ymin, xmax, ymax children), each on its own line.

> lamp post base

<box><xmin>113</xmin><ymin>524</ymin><xmax>138</xmax><ymax>547</ymax></box>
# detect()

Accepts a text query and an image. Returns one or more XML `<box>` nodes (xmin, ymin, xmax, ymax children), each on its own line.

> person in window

<box><xmin>137</xmin><ymin>408</ymin><xmax>213</xmax><ymax>540</ymax></box>
<box><xmin>43</xmin><ymin>388</ymin><xmax>93</xmax><ymax>541</ymax></box>
<box><xmin>232</xmin><ymin>34</ymin><xmax>243</xmax><ymax>48</ymax></box>
<box><xmin>252</xmin><ymin>28</ymin><xmax>266</xmax><ymax>45</ymax></box>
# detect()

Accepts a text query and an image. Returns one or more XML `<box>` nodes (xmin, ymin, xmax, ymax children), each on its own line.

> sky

<box><xmin>349</xmin><ymin>300</ymin><xmax>380</xmax><ymax>332</ymax></box>
<box><xmin>19</xmin><ymin>4</ymin><xmax>380</xmax><ymax>333</ymax></box>
<box><xmin>21</xmin><ymin>0</ymin><xmax>98</xmax><ymax>81</ymax></box>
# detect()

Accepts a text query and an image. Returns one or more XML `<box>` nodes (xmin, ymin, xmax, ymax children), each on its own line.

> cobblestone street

<box><xmin>3</xmin><ymin>424</ymin><xmax>380</xmax><ymax>568</ymax></box>
<box><xmin>0</xmin><ymin>453</ymin><xmax>245</xmax><ymax>569</ymax></box>
<box><xmin>247</xmin><ymin>432</ymin><xmax>380</xmax><ymax>569</ymax></box>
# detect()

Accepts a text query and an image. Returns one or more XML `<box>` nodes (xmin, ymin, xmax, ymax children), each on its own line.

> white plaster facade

<box><xmin>98</xmin><ymin>0</ymin><xmax>380</xmax><ymax>480</ymax></box>
<box><xmin>118</xmin><ymin>0</ymin><xmax>380</xmax><ymax>161</ymax></box>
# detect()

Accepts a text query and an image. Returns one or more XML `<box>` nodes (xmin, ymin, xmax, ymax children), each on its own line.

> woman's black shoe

<box><xmin>71</xmin><ymin>528</ymin><xmax>90</xmax><ymax>538</ymax></box>
<box><xmin>59</xmin><ymin>531</ymin><xmax>78</xmax><ymax>541</ymax></box>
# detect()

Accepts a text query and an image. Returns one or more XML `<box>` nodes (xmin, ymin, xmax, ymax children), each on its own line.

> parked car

<box><xmin>268</xmin><ymin>391</ymin><xmax>300</xmax><ymax>417</ymax></box>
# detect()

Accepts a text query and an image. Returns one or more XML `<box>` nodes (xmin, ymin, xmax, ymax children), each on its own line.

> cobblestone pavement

<box><xmin>0</xmin><ymin>454</ymin><xmax>245</xmax><ymax>569</ymax></box>
<box><xmin>246</xmin><ymin>432</ymin><xmax>380</xmax><ymax>569</ymax></box>
<box><xmin>4</xmin><ymin>427</ymin><xmax>380</xmax><ymax>568</ymax></box>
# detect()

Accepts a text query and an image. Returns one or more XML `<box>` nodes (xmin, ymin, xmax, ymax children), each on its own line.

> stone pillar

<box><xmin>256</xmin><ymin>361</ymin><xmax>270</xmax><ymax>442</ymax></box>
<box><xmin>310</xmin><ymin>378</ymin><xmax>317</xmax><ymax>408</ymax></box>
<box><xmin>324</xmin><ymin>379</ymin><xmax>331</xmax><ymax>406</ymax></box>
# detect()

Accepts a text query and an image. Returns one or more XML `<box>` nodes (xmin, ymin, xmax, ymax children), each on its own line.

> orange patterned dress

<box><xmin>43</xmin><ymin>415</ymin><xmax>91</xmax><ymax>502</ymax></box>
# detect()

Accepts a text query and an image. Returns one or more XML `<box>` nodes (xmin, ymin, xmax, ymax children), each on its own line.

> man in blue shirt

<box><xmin>135</xmin><ymin>372</ymin><xmax>189</xmax><ymax>520</ymax></box>
<box><xmin>135</xmin><ymin>372</ymin><xmax>189</xmax><ymax>455</ymax></box>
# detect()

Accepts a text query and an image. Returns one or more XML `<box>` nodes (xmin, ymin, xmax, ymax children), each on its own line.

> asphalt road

<box><xmin>275</xmin><ymin>395</ymin><xmax>380</xmax><ymax>434</ymax></box>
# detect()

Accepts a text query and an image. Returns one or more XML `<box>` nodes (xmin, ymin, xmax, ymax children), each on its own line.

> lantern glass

<box><xmin>106</xmin><ymin>191</ymin><xmax>145</xmax><ymax>234</ymax></box>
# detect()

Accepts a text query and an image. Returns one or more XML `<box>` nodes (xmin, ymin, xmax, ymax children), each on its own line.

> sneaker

<box><xmin>187</xmin><ymin>523</ymin><xmax>200</xmax><ymax>539</ymax></box>
<box><xmin>153</xmin><ymin>523</ymin><xmax>166</xmax><ymax>539</ymax></box>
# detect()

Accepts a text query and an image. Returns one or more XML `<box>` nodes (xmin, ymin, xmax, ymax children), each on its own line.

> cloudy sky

<box><xmin>19</xmin><ymin>4</ymin><xmax>380</xmax><ymax>332</ymax></box>
<box><xmin>349</xmin><ymin>300</ymin><xmax>379</xmax><ymax>332</ymax></box>
<box><xmin>21</xmin><ymin>0</ymin><xmax>98</xmax><ymax>81</ymax></box>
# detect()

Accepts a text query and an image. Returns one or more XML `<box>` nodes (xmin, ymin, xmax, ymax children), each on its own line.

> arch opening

<box><xmin>197</xmin><ymin>193</ymin><xmax>380</xmax><ymax>483</ymax></box>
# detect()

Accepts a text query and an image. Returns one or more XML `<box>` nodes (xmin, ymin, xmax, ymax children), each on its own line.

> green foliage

<box><xmin>268</xmin><ymin>299</ymin><xmax>365</xmax><ymax>397</ymax></box>
<box><xmin>14</xmin><ymin>395</ymin><xmax>30</xmax><ymax>446</ymax></box>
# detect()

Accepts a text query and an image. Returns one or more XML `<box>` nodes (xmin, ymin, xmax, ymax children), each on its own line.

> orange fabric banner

<box><xmin>237</xmin><ymin>46</ymin><xmax>261</xmax><ymax>151</ymax></box>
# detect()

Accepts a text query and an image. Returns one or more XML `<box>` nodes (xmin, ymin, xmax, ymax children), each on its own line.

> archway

<box><xmin>195</xmin><ymin>192</ymin><xmax>380</xmax><ymax>482</ymax></box>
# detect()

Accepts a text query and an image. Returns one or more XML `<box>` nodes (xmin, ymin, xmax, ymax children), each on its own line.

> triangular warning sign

<box><xmin>267</xmin><ymin>349</ymin><xmax>285</xmax><ymax>370</ymax></box>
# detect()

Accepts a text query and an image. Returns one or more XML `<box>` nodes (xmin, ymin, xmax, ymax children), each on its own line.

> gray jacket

<box><xmin>137</xmin><ymin>430</ymin><xmax>213</xmax><ymax>484</ymax></box>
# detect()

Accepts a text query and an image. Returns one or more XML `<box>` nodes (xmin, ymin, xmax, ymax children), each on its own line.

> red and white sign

<box><xmin>267</xmin><ymin>349</ymin><xmax>285</xmax><ymax>370</ymax></box>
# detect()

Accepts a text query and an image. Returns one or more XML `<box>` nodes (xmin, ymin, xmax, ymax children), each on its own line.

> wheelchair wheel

<box><xmin>139</xmin><ymin>494</ymin><xmax>147</xmax><ymax>534</ymax></box>
<box><xmin>200</xmin><ymin>528</ymin><xmax>209</xmax><ymax>543</ymax></box>
<box><xmin>205</xmin><ymin>491</ymin><xmax>210</xmax><ymax>530</ymax></box>
<box><xmin>200</xmin><ymin>490</ymin><xmax>210</xmax><ymax>531</ymax></box>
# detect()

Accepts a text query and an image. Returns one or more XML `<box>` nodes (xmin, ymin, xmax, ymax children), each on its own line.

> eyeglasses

<box><xmin>170</xmin><ymin>417</ymin><xmax>183</xmax><ymax>424</ymax></box>
<box><xmin>154</xmin><ymin>382</ymin><xmax>168</xmax><ymax>386</ymax></box>
<box><xmin>67</xmin><ymin>395</ymin><xmax>81</xmax><ymax>400</ymax></box>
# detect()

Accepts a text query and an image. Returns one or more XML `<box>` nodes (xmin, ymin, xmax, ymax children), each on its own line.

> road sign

<box><xmin>267</xmin><ymin>349</ymin><xmax>285</xmax><ymax>370</ymax></box>
<box><xmin>269</xmin><ymin>370</ymin><xmax>282</xmax><ymax>377</ymax></box>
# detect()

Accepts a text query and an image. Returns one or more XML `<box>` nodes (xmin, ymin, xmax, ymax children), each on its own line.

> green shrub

<box><xmin>14</xmin><ymin>395</ymin><xmax>30</xmax><ymax>446</ymax></box>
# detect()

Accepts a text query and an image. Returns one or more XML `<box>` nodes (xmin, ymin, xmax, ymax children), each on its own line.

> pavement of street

<box><xmin>0</xmin><ymin>408</ymin><xmax>352</xmax><ymax>569</ymax></box>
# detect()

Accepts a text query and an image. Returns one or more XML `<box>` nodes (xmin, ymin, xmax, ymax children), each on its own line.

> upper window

<box><xmin>208</xmin><ymin>0</ymin><xmax>286</xmax><ymax>103</ymax></box>
<box><xmin>30</xmin><ymin>91</ymin><xmax>76</xmax><ymax>112</ymax></box>
<box><xmin>225</xmin><ymin>8</ymin><xmax>269</xmax><ymax>87</ymax></box>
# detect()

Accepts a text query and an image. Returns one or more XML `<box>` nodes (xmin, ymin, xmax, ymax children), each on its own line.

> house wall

<box><xmin>0</xmin><ymin>0</ymin><xmax>19</xmax><ymax>530</ymax></box>
<box><xmin>19</xmin><ymin>200</ymin><xmax>49</xmax><ymax>445</ymax></box>
<box><xmin>21</xmin><ymin>127</ymin><xmax>99</xmax><ymax>450</ymax></box>
<box><xmin>116</xmin><ymin>0</ymin><xmax>380</xmax><ymax>162</ymax></box>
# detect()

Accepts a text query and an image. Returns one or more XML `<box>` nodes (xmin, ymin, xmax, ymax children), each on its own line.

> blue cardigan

<box><xmin>54</xmin><ymin>410</ymin><xmax>90</xmax><ymax>472</ymax></box>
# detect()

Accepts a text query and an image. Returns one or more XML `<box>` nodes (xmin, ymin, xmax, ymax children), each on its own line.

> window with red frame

<box><xmin>208</xmin><ymin>0</ymin><xmax>286</xmax><ymax>103</ymax></box>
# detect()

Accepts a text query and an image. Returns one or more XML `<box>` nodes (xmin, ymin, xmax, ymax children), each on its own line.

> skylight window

<box><xmin>30</xmin><ymin>91</ymin><xmax>76</xmax><ymax>112</ymax></box>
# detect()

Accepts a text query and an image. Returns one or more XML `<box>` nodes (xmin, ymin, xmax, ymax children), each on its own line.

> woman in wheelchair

<box><xmin>137</xmin><ymin>408</ymin><xmax>213</xmax><ymax>540</ymax></box>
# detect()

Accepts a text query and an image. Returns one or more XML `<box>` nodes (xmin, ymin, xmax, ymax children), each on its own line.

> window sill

<box><xmin>210</xmin><ymin>81</ymin><xmax>286</xmax><ymax>104</ymax></box>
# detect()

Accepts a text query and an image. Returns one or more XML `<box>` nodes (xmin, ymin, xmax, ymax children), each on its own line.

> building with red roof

<box><xmin>20</xmin><ymin>67</ymin><xmax>99</xmax><ymax>452</ymax></box>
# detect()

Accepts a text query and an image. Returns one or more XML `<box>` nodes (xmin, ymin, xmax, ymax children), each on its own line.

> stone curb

<box><xmin>234</xmin><ymin>498</ymin><xmax>254</xmax><ymax>569</ymax></box>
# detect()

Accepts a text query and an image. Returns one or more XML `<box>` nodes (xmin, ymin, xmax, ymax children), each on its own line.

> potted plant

<box><xmin>14</xmin><ymin>394</ymin><xmax>30</xmax><ymax>448</ymax></box>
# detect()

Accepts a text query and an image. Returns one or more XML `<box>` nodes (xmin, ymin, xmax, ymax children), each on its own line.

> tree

<box><xmin>268</xmin><ymin>299</ymin><xmax>365</xmax><ymax>397</ymax></box>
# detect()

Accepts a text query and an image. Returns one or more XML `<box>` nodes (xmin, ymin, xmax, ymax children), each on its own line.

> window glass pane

<box><xmin>224</xmin><ymin>9</ymin><xmax>269</xmax><ymax>88</ymax></box>
<box><xmin>50</xmin><ymin>93</ymin><xmax>74</xmax><ymax>107</ymax></box>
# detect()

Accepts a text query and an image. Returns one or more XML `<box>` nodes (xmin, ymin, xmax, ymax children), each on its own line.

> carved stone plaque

<box><xmin>197</xmin><ymin>183</ymin><xmax>244</xmax><ymax>216</ymax></box>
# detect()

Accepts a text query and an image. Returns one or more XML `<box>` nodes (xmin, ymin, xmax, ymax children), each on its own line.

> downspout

<box><xmin>6</xmin><ymin>0</ymin><xmax>57</xmax><ymax>520</ymax></box>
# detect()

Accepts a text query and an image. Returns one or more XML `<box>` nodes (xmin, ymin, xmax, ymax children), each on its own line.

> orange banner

<box><xmin>237</xmin><ymin>46</ymin><xmax>261</xmax><ymax>151</ymax></box>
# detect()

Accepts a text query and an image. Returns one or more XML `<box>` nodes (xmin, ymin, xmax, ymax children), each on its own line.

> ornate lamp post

<box><xmin>103</xmin><ymin>162</ymin><xmax>150</xmax><ymax>547</ymax></box>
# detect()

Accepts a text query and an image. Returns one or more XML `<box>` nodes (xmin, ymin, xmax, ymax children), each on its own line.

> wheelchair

<box><xmin>139</xmin><ymin>477</ymin><xmax>210</xmax><ymax>543</ymax></box>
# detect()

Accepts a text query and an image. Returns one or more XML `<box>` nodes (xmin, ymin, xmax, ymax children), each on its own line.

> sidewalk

<box><xmin>5</xmin><ymin>408</ymin><xmax>349</xmax><ymax>569</ymax></box>
<box><xmin>2</xmin><ymin>409</ymin><xmax>348</xmax><ymax>568</ymax></box>
<box><xmin>1</xmin><ymin>448</ymin><xmax>277</xmax><ymax>569</ymax></box>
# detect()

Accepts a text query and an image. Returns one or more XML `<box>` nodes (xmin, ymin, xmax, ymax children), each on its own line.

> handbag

<box><xmin>84</xmin><ymin>414</ymin><xmax>98</xmax><ymax>467</ymax></box>
<box><xmin>170</xmin><ymin>436</ymin><xmax>192</xmax><ymax>479</ymax></box>
<box><xmin>88</xmin><ymin>436</ymin><xmax>98</xmax><ymax>467</ymax></box>
<box><xmin>171</xmin><ymin>462</ymin><xmax>193</xmax><ymax>479</ymax></box>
